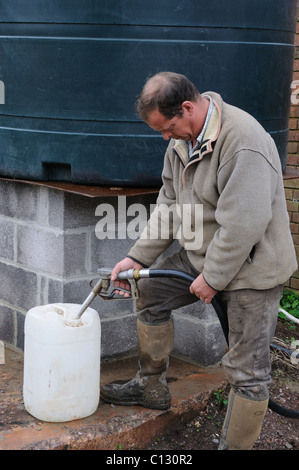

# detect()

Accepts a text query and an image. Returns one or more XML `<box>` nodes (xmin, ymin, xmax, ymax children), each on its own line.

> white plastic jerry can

<box><xmin>23</xmin><ymin>303</ymin><xmax>101</xmax><ymax>423</ymax></box>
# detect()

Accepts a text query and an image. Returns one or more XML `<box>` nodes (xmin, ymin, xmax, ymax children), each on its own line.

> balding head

<box><xmin>136</xmin><ymin>72</ymin><xmax>201</xmax><ymax>121</ymax></box>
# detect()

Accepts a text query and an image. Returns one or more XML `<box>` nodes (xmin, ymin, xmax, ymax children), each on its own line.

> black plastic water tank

<box><xmin>0</xmin><ymin>0</ymin><xmax>297</xmax><ymax>187</ymax></box>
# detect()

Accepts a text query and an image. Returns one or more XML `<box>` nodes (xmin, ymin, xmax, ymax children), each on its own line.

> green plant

<box><xmin>279</xmin><ymin>290</ymin><xmax>299</xmax><ymax>321</ymax></box>
<box><xmin>285</xmin><ymin>336</ymin><xmax>295</xmax><ymax>344</ymax></box>
<box><xmin>213</xmin><ymin>388</ymin><xmax>228</xmax><ymax>408</ymax></box>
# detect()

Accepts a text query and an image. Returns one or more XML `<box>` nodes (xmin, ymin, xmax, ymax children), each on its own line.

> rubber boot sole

<box><xmin>100</xmin><ymin>380</ymin><xmax>171</xmax><ymax>410</ymax></box>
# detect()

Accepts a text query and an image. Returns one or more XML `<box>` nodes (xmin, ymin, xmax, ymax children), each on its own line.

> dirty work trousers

<box><xmin>136</xmin><ymin>249</ymin><xmax>283</xmax><ymax>399</ymax></box>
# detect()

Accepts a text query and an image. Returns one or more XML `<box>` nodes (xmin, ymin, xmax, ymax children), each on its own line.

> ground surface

<box><xmin>146</xmin><ymin>318</ymin><xmax>299</xmax><ymax>451</ymax></box>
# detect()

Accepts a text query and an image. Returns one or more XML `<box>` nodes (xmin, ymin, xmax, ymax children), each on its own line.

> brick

<box><xmin>289</xmin><ymin>130</ymin><xmax>299</xmax><ymax>141</ymax></box>
<box><xmin>292</xmin><ymin>234</ymin><xmax>299</xmax><ymax>245</ymax></box>
<box><xmin>290</xmin><ymin>277</ymin><xmax>299</xmax><ymax>290</ymax></box>
<box><xmin>64</xmin><ymin>232</ymin><xmax>89</xmax><ymax>277</ymax></box>
<box><xmin>291</xmin><ymin>211</ymin><xmax>299</xmax><ymax>223</ymax></box>
<box><xmin>63</xmin><ymin>192</ymin><xmax>103</xmax><ymax>230</ymax></box>
<box><xmin>101</xmin><ymin>314</ymin><xmax>138</xmax><ymax>359</ymax></box>
<box><xmin>0</xmin><ymin>180</ymin><xmax>38</xmax><ymax>221</ymax></box>
<box><xmin>17</xmin><ymin>225</ymin><xmax>64</xmax><ymax>276</ymax></box>
<box><xmin>287</xmin><ymin>155</ymin><xmax>299</xmax><ymax>165</ymax></box>
<box><xmin>283</xmin><ymin>178</ymin><xmax>299</xmax><ymax>189</ymax></box>
<box><xmin>47</xmin><ymin>190</ymin><xmax>64</xmax><ymax>228</ymax></box>
<box><xmin>48</xmin><ymin>190</ymin><xmax>100</xmax><ymax>230</ymax></box>
<box><xmin>290</xmin><ymin>222</ymin><xmax>299</xmax><ymax>234</ymax></box>
<box><xmin>291</xmin><ymin>268</ymin><xmax>299</xmax><ymax>279</ymax></box>
<box><xmin>0</xmin><ymin>262</ymin><xmax>38</xmax><ymax>311</ymax></box>
<box><xmin>289</xmin><ymin>118</ymin><xmax>298</xmax><ymax>129</ymax></box>
<box><xmin>172</xmin><ymin>312</ymin><xmax>226</xmax><ymax>366</ymax></box>
<box><xmin>91</xmin><ymin>234</ymin><xmax>136</xmax><ymax>275</ymax></box>
<box><xmin>290</xmin><ymin>106</ymin><xmax>299</xmax><ymax>118</ymax></box>
<box><xmin>284</xmin><ymin>281</ymin><xmax>291</xmax><ymax>290</ymax></box>
<box><xmin>0</xmin><ymin>219</ymin><xmax>14</xmax><ymax>261</ymax></box>
<box><xmin>16</xmin><ymin>311</ymin><xmax>25</xmax><ymax>350</ymax></box>
<box><xmin>0</xmin><ymin>305</ymin><xmax>14</xmax><ymax>344</ymax></box>
<box><xmin>180</xmin><ymin>299</ymin><xmax>211</xmax><ymax>321</ymax></box>
<box><xmin>287</xmin><ymin>200</ymin><xmax>299</xmax><ymax>212</ymax></box>
<box><xmin>288</xmin><ymin>142</ymin><xmax>298</xmax><ymax>153</ymax></box>
<box><xmin>36</xmin><ymin>187</ymin><xmax>50</xmax><ymax>226</ymax></box>
<box><xmin>17</xmin><ymin>225</ymin><xmax>89</xmax><ymax>277</ymax></box>
<box><xmin>47</xmin><ymin>278</ymin><xmax>64</xmax><ymax>304</ymax></box>
<box><xmin>284</xmin><ymin>188</ymin><xmax>293</xmax><ymax>200</ymax></box>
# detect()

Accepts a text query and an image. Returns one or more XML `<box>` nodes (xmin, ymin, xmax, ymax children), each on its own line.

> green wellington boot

<box><xmin>218</xmin><ymin>388</ymin><xmax>269</xmax><ymax>450</ymax></box>
<box><xmin>100</xmin><ymin>318</ymin><xmax>174</xmax><ymax>410</ymax></box>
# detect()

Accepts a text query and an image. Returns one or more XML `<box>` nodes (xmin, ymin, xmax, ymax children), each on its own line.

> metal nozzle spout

<box><xmin>73</xmin><ymin>267</ymin><xmax>149</xmax><ymax>321</ymax></box>
<box><xmin>74</xmin><ymin>278</ymin><xmax>104</xmax><ymax>320</ymax></box>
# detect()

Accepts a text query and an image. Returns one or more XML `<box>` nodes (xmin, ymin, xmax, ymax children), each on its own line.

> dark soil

<box><xmin>146</xmin><ymin>318</ymin><xmax>299</xmax><ymax>451</ymax></box>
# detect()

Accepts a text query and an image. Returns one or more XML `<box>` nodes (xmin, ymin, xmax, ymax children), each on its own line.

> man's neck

<box><xmin>192</xmin><ymin>97</ymin><xmax>210</xmax><ymax>140</ymax></box>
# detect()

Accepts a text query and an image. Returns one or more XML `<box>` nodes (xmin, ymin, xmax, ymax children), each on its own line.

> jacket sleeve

<box><xmin>202</xmin><ymin>149</ymin><xmax>278</xmax><ymax>291</ymax></box>
<box><xmin>127</xmin><ymin>145</ymin><xmax>179</xmax><ymax>266</ymax></box>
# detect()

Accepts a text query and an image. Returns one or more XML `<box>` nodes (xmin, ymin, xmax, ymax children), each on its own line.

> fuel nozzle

<box><xmin>74</xmin><ymin>267</ymin><xmax>144</xmax><ymax>321</ymax></box>
<box><xmin>74</xmin><ymin>268</ymin><xmax>112</xmax><ymax>320</ymax></box>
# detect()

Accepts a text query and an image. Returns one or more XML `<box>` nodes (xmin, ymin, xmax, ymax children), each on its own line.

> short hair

<box><xmin>135</xmin><ymin>72</ymin><xmax>200</xmax><ymax>121</ymax></box>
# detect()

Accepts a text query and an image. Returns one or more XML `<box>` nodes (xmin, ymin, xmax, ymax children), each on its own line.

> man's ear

<box><xmin>181</xmin><ymin>101</ymin><xmax>194</xmax><ymax>116</ymax></box>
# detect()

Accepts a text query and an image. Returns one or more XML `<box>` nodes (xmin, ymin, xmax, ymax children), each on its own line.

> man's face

<box><xmin>146</xmin><ymin>105</ymin><xmax>194</xmax><ymax>141</ymax></box>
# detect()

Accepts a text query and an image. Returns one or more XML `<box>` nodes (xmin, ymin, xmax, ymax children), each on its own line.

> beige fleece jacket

<box><xmin>128</xmin><ymin>92</ymin><xmax>297</xmax><ymax>291</ymax></box>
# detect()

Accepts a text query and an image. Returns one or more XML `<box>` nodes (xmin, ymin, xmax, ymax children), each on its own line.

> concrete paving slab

<box><xmin>0</xmin><ymin>347</ymin><xmax>226</xmax><ymax>450</ymax></box>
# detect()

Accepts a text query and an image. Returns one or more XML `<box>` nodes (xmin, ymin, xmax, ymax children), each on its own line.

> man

<box><xmin>100</xmin><ymin>72</ymin><xmax>297</xmax><ymax>450</ymax></box>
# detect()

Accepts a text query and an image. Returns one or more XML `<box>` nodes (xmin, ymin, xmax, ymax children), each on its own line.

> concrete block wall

<box><xmin>0</xmin><ymin>179</ymin><xmax>226</xmax><ymax>366</ymax></box>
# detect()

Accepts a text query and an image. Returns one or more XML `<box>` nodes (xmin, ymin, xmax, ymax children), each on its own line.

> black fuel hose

<box><xmin>144</xmin><ymin>268</ymin><xmax>299</xmax><ymax>419</ymax></box>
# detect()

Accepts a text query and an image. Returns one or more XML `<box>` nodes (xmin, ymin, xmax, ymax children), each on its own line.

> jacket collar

<box><xmin>172</xmin><ymin>94</ymin><xmax>222</xmax><ymax>167</ymax></box>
